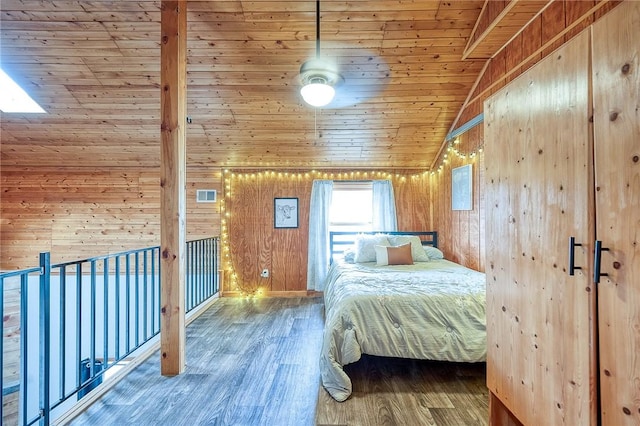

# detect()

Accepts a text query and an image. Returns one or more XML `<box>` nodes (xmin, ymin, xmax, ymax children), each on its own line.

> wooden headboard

<box><xmin>329</xmin><ymin>231</ymin><xmax>438</xmax><ymax>264</ymax></box>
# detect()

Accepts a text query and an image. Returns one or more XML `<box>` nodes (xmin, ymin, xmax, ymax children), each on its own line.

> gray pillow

<box><xmin>342</xmin><ymin>247</ymin><xmax>356</xmax><ymax>263</ymax></box>
<box><xmin>424</xmin><ymin>246</ymin><xmax>444</xmax><ymax>260</ymax></box>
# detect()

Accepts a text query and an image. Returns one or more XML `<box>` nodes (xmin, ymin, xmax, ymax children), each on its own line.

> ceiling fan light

<box><xmin>300</xmin><ymin>79</ymin><xmax>335</xmax><ymax>107</ymax></box>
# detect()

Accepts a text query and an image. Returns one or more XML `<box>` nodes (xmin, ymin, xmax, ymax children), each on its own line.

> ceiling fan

<box><xmin>298</xmin><ymin>1</ymin><xmax>389</xmax><ymax>108</ymax></box>
<box><xmin>299</xmin><ymin>0</ymin><xmax>343</xmax><ymax>107</ymax></box>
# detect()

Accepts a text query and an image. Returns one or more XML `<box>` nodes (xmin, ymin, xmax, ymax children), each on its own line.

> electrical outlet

<box><xmin>260</xmin><ymin>268</ymin><xmax>269</xmax><ymax>278</ymax></box>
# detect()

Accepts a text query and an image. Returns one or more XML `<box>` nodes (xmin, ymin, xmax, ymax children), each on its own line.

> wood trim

<box><xmin>463</xmin><ymin>0</ymin><xmax>491</xmax><ymax>58</ymax></box>
<box><xmin>445</xmin><ymin>113</ymin><xmax>484</xmax><ymax>142</ymax></box>
<box><xmin>440</xmin><ymin>0</ymin><xmax>617</xmax><ymax>172</ymax></box>
<box><xmin>488</xmin><ymin>0</ymin><xmax>555</xmax><ymax>61</ymax></box>
<box><xmin>220</xmin><ymin>290</ymin><xmax>321</xmax><ymax>298</ymax></box>
<box><xmin>586</xmin><ymin>23</ymin><xmax>599</xmax><ymax>425</ymax></box>
<box><xmin>464</xmin><ymin>0</ymin><xmax>555</xmax><ymax>60</ymax></box>
<box><xmin>466</xmin><ymin>0</ymin><xmax>614</xmax><ymax>109</ymax></box>
<box><xmin>464</xmin><ymin>0</ymin><xmax>524</xmax><ymax>59</ymax></box>
<box><xmin>430</xmin><ymin>59</ymin><xmax>491</xmax><ymax>170</ymax></box>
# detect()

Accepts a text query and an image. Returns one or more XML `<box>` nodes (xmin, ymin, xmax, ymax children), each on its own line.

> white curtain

<box><xmin>307</xmin><ymin>180</ymin><xmax>333</xmax><ymax>291</ymax></box>
<box><xmin>372</xmin><ymin>179</ymin><xmax>398</xmax><ymax>232</ymax></box>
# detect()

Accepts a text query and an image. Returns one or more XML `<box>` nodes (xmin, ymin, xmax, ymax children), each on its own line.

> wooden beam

<box><xmin>160</xmin><ymin>0</ymin><xmax>187</xmax><ymax>376</ymax></box>
<box><xmin>462</xmin><ymin>0</ymin><xmax>553</xmax><ymax>60</ymax></box>
<box><xmin>464</xmin><ymin>0</ymin><xmax>614</xmax><ymax>111</ymax></box>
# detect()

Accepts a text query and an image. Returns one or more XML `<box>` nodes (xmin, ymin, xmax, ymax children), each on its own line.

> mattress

<box><xmin>320</xmin><ymin>259</ymin><xmax>486</xmax><ymax>402</ymax></box>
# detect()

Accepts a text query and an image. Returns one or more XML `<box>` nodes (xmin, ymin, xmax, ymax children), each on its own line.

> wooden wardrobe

<box><xmin>484</xmin><ymin>1</ymin><xmax>640</xmax><ymax>425</ymax></box>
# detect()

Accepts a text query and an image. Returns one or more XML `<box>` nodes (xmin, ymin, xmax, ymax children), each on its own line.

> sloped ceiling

<box><xmin>1</xmin><ymin>1</ymin><xmax>493</xmax><ymax>170</ymax></box>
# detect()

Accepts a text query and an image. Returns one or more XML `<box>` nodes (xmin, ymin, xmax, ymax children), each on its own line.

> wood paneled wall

<box><xmin>0</xmin><ymin>168</ymin><xmax>221</xmax><ymax>269</ymax></box>
<box><xmin>427</xmin><ymin>126</ymin><xmax>485</xmax><ymax>272</ymax></box>
<box><xmin>1</xmin><ymin>0</ymin><xmax>623</xmax><ymax>281</ymax></box>
<box><xmin>427</xmin><ymin>0</ymin><xmax>623</xmax><ymax>274</ymax></box>
<box><xmin>223</xmin><ymin>170</ymin><xmax>433</xmax><ymax>295</ymax></box>
<box><xmin>456</xmin><ymin>0</ymin><xmax>622</xmax><ymax>126</ymax></box>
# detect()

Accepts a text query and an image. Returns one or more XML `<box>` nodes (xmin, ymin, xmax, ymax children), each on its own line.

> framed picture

<box><xmin>452</xmin><ymin>164</ymin><xmax>473</xmax><ymax>211</ymax></box>
<box><xmin>274</xmin><ymin>197</ymin><xmax>298</xmax><ymax>228</ymax></box>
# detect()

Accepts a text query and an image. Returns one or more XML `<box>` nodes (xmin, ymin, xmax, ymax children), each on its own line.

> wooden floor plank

<box><xmin>68</xmin><ymin>297</ymin><xmax>488</xmax><ymax>426</ymax></box>
<box><xmin>316</xmin><ymin>355</ymin><xmax>487</xmax><ymax>426</ymax></box>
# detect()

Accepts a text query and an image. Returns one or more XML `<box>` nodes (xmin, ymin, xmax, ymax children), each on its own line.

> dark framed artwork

<box><xmin>274</xmin><ymin>197</ymin><xmax>298</xmax><ymax>228</ymax></box>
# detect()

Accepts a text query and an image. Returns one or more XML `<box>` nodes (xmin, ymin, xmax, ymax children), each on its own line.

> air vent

<box><xmin>196</xmin><ymin>189</ymin><xmax>217</xmax><ymax>203</ymax></box>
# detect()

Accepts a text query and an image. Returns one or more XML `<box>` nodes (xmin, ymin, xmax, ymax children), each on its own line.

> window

<box><xmin>329</xmin><ymin>181</ymin><xmax>373</xmax><ymax>233</ymax></box>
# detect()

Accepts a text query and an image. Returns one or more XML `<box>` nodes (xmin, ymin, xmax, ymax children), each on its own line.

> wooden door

<box><xmin>592</xmin><ymin>1</ymin><xmax>640</xmax><ymax>424</ymax></box>
<box><xmin>484</xmin><ymin>30</ymin><xmax>596</xmax><ymax>424</ymax></box>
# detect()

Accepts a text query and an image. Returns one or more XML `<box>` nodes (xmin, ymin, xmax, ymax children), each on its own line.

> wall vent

<box><xmin>196</xmin><ymin>189</ymin><xmax>217</xmax><ymax>203</ymax></box>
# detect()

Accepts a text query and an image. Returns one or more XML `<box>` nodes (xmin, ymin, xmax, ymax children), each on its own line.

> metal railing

<box><xmin>0</xmin><ymin>237</ymin><xmax>219</xmax><ymax>426</ymax></box>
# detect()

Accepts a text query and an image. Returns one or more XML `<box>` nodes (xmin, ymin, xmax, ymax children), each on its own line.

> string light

<box><xmin>425</xmin><ymin>138</ymin><xmax>485</xmax><ymax>176</ymax></box>
<box><xmin>219</xmin><ymin>168</ymin><xmax>432</xmax><ymax>295</ymax></box>
<box><xmin>219</xmin><ymin>154</ymin><xmax>478</xmax><ymax>293</ymax></box>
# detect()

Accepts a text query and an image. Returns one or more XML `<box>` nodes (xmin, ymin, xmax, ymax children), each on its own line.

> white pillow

<box><xmin>424</xmin><ymin>245</ymin><xmax>444</xmax><ymax>260</ymax></box>
<box><xmin>387</xmin><ymin>235</ymin><xmax>430</xmax><ymax>262</ymax></box>
<box><xmin>354</xmin><ymin>234</ymin><xmax>390</xmax><ymax>263</ymax></box>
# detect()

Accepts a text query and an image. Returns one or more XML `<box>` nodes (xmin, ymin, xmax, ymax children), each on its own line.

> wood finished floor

<box><xmin>69</xmin><ymin>297</ymin><xmax>488</xmax><ymax>426</ymax></box>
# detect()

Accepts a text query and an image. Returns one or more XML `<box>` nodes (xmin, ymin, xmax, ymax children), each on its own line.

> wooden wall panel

<box><xmin>595</xmin><ymin>0</ymin><xmax>623</xmax><ymax>19</ymax></box>
<box><xmin>394</xmin><ymin>175</ymin><xmax>433</xmax><ymax>232</ymax></box>
<box><xmin>429</xmin><ymin>0</ymin><xmax>622</xmax><ymax>274</ymax></box>
<box><xmin>186</xmin><ymin>169</ymin><xmax>223</xmax><ymax>239</ymax></box>
<box><xmin>489</xmin><ymin>49</ymin><xmax>507</xmax><ymax>95</ymax></box>
<box><xmin>521</xmin><ymin>15</ymin><xmax>542</xmax><ymax>67</ymax></box>
<box><xmin>541</xmin><ymin>1</ymin><xmax>566</xmax><ymax>57</ymax></box>
<box><xmin>0</xmin><ymin>168</ymin><xmax>221</xmax><ymax>270</ymax></box>
<box><xmin>271</xmin><ymin>177</ymin><xmax>311</xmax><ymax>293</ymax></box>
<box><xmin>223</xmin><ymin>170</ymin><xmax>435</xmax><ymax>295</ymax></box>
<box><xmin>565</xmin><ymin>0</ymin><xmax>595</xmax><ymax>39</ymax></box>
<box><xmin>226</xmin><ymin>175</ymin><xmax>269</xmax><ymax>294</ymax></box>
<box><xmin>451</xmin><ymin>0</ymin><xmax>621</xmax><ymax>134</ymax></box>
<box><xmin>592</xmin><ymin>1</ymin><xmax>640</xmax><ymax>422</ymax></box>
<box><xmin>428</xmin><ymin>128</ymin><xmax>484</xmax><ymax>271</ymax></box>
<box><xmin>225</xmin><ymin>172</ymin><xmax>310</xmax><ymax>295</ymax></box>
<box><xmin>505</xmin><ymin>32</ymin><xmax>524</xmax><ymax>84</ymax></box>
<box><xmin>484</xmin><ymin>29</ymin><xmax>594</xmax><ymax>424</ymax></box>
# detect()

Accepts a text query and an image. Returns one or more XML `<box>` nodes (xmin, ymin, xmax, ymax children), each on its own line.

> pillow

<box><xmin>374</xmin><ymin>243</ymin><xmax>414</xmax><ymax>266</ymax></box>
<box><xmin>342</xmin><ymin>247</ymin><xmax>356</xmax><ymax>263</ymax></box>
<box><xmin>354</xmin><ymin>234</ymin><xmax>390</xmax><ymax>263</ymax></box>
<box><xmin>387</xmin><ymin>235</ymin><xmax>430</xmax><ymax>262</ymax></box>
<box><xmin>424</xmin><ymin>246</ymin><xmax>444</xmax><ymax>260</ymax></box>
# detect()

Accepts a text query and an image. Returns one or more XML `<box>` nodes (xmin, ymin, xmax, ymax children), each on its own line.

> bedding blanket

<box><xmin>320</xmin><ymin>259</ymin><xmax>486</xmax><ymax>402</ymax></box>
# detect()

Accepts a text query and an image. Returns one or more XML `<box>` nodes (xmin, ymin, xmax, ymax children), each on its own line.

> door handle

<box><xmin>594</xmin><ymin>240</ymin><xmax>610</xmax><ymax>283</ymax></box>
<box><xmin>568</xmin><ymin>237</ymin><xmax>582</xmax><ymax>276</ymax></box>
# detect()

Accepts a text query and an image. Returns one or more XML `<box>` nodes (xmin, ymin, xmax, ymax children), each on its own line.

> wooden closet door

<box><xmin>592</xmin><ymin>1</ymin><xmax>640</xmax><ymax>424</ymax></box>
<box><xmin>484</xmin><ymin>30</ymin><xmax>596</xmax><ymax>425</ymax></box>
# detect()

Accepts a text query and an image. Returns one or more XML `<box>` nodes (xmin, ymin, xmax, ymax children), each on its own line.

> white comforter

<box><xmin>320</xmin><ymin>259</ymin><xmax>486</xmax><ymax>402</ymax></box>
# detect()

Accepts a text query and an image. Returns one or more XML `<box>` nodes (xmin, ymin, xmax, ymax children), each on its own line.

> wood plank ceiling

<box><xmin>0</xmin><ymin>0</ymin><xmax>523</xmax><ymax>170</ymax></box>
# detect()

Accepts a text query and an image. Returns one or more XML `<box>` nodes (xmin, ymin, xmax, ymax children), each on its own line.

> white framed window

<box><xmin>196</xmin><ymin>189</ymin><xmax>217</xmax><ymax>203</ymax></box>
<box><xmin>329</xmin><ymin>181</ymin><xmax>373</xmax><ymax>233</ymax></box>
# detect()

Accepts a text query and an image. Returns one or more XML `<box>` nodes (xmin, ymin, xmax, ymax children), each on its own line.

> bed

<box><xmin>320</xmin><ymin>231</ymin><xmax>486</xmax><ymax>402</ymax></box>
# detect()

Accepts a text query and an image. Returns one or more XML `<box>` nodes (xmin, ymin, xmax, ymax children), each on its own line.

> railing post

<box><xmin>39</xmin><ymin>252</ymin><xmax>51</xmax><ymax>426</ymax></box>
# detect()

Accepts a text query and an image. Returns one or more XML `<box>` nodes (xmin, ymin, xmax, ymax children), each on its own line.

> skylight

<box><xmin>0</xmin><ymin>69</ymin><xmax>46</xmax><ymax>113</ymax></box>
